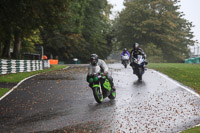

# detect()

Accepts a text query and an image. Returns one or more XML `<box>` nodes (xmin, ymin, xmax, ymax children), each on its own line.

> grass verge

<box><xmin>181</xmin><ymin>126</ymin><xmax>200</xmax><ymax>133</ymax></box>
<box><xmin>148</xmin><ymin>63</ymin><xmax>200</xmax><ymax>132</ymax></box>
<box><xmin>0</xmin><ymin>88</ymin><xmax>10</xmax><ymax>97</ymax></box>
<box><xmin>148</xmin><ymin>63</ymin><xmax>200</xmax><ymax>94</ymax></box>
<box><xmin>0</xmin><ymin>65</ymin><xmax>67</xmax><ymax>97</ymax></box>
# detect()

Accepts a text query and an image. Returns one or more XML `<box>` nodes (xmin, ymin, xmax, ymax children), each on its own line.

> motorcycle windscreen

<box><xmin>122</xmin><ymin>54</ymin><xmax>129</xmax><ymax>60</ymax></box>
<box><xmin>137</xmin><ymin>55</ymin><xmax>144</xmax><ymax>64</ymax></box>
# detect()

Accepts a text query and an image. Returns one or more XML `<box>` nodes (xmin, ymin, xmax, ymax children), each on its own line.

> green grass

<box><xmin>0</xmin><ymin>88</ymin><xmax>10</xmax><ymax>97</ymax></box>
<box><xmin>148</xmin><ymin>63</ymin><xmax>200</xmax><ymax>132</ymax></box>
<box><xmin>181</xmin><ymin>126</ymin><xmax>200</xmax><ymax>133</ymax></box>
<box><xmin>148</xmin><ymin>63</ymin><xmax>200</xmax><ymax>94</ymax></box>
<box><xmin>0</xmin><ymin>65</ymin><xmax>67</xmax><ymax>97</ymax></box>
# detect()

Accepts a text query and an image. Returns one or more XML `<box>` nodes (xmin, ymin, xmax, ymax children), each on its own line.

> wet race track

<box><xmin>0</xmin><ymin>63</ymin><xmax>200</xmax><ymax>133</ymax></box>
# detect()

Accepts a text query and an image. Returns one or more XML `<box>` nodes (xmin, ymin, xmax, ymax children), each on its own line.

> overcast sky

<box><xmin>107</xmin><ymin>0</ymin><xmax>200</xmax><ymax>43</ymax></box>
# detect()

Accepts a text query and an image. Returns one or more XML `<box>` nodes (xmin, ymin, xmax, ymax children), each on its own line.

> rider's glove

<box><xmin>102</xmin><ymin>71</ymin><xmax>108</xmax><ymax>76</ymax></box>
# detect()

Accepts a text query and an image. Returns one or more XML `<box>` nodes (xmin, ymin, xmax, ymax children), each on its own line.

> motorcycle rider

<box><xmin>130</xmin><ymin>43</ymin><xmax>148</xmax><ymax>73</ymax></box>
<box><xmin>121</xmin><ymin>48</ymin><xmax>130</xmax><ymax>63</ymax></box>
<box><xmin>87</xmin><ymin>54</ymin><xmax>116</xmax><ymax>91</ymax></box>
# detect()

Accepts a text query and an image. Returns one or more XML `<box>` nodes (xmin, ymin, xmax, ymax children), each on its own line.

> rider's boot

<box><xmin>144</xmin><ymin>65</ymin><xmax>147</xmax><ymax>71</ymax></box>
<box><xmin>89</xmin><ymin>83</ymin><xmax>93</xmax><ymax>88</ymax></box>
<box><xmin>132</xmin><ymin>66</ymin><xmax>136</xmax><ymax>74</ymax></box>
<box><xmin>133</xmin><ymin>70</ymin><xmax>136</xmax><ymax>74</ymax></box>
<box><xmin>111</xmin><ymin>86</ymin><xmax>116</xmax><ymax>92</ymax></box>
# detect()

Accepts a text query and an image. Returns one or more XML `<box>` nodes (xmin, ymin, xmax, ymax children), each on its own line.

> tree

<box><xmin>82</xmin><ymin>0</ymin><xmax>112</xmax><ymax>60</ymax></box>
<box><xmin>0</xmin><ymin>0</ymin><xmax>113</xmax><ymax>62</ymax></box>
<box><xmin>41</xmin><ymin>0</ymin><xmax>113</xmax><ymax>63</ymax></box>
<box><xmin>0</xmin><ymin>0</ymin><xmax>68</xmax><ymax>59</ymax></box>
<box><xmin>114</xmin><ymin>0</ymin><xmax>195</xmax><ymax>62</ymax></box>
<box><xmin>40</xmin><ymin>0</ymin><xmax>90</xmax><ymax>62</ymax></box>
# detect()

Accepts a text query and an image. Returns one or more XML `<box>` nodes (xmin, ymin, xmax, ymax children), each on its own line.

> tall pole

<box><xmin>41</xmin><ymin>46</ymin><xmax>43</xmax><ymax>60</ymax></box>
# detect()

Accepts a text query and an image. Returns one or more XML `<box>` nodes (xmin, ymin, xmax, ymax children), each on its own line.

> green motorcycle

<box><xmin>89</xmin><ymin>73</ymin><xmax>116</xmax><ymax>103</ymax></box>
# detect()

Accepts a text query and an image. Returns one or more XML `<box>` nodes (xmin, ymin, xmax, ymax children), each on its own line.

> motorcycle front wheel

<box><xmin>137</xmin><ymin>68</ymin><xmax>143</xmax><ymax>81</ymax></box>
<box><xmin>93</xmin><ymin>87</ymin><xmax>103</xmax><ymax>103</ymax></box>
<box><xmin>125</xmin><ymin>64</ymin><xmax>127</xmax><ymax>68</ymax></box>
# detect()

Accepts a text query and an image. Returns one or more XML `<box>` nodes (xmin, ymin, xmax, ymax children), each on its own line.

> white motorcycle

<box><xmin>121</xmin><ymin>53</ymin><xmax>129</xmax><ymax>68</ymax></box>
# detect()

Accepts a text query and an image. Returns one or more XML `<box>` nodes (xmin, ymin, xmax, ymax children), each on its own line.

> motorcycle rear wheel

<box><xmin>108</xmin><ymin>90</ymin><xmax>116</xmax><ymax>100</ymax></box>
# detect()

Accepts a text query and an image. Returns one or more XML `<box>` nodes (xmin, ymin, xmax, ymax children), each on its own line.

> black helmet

<box><xmin>90</xmin><ymin>54</ymin><xmax>98</xmax><ymax>66</ymax></box>
<box><xmin>124</xmin><ymin>48</ymin><xmax>127</xmax><ymax>51</ymax></box>
<box><xmin>134</xmin><ymin>42</ymin><xmax>139</xmax><ymax>49</ymax></box>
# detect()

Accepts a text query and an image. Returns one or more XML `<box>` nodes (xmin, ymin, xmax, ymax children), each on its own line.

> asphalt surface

<box><xmin>0</xmin><ymin>63</ymin><xmax>200</xmax><ymax>133</ymax></box>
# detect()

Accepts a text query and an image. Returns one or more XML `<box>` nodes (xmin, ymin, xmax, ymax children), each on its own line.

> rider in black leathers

<box><xmin>130</xmin><ymin>43</ymin><xmax>148</xmax><ymax>73</ymax></box>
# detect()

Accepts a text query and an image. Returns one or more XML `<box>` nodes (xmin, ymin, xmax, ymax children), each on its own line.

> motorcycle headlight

<box><xmin>89</xmin><ymin>78</ymin><xmax>93</xmax><ymax>83</ymax></box>
<box><xmin>94</xmin><ymin>76</ymin><xmax>98</xmax><ymax>82</ymax></box>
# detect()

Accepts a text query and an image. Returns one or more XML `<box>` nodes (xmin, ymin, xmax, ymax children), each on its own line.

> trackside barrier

<box><xmin>0</xmin><ymin>59</ymin><xmax>46</xmax><ymax>75</ymax></box>
<box><xmin>49</xmin><ymin>59</ymin><xmax>58</xmax><ymax>65</ymax></box>
<box><xmin>43</xmin><ymin>60</ymin><xmax>50</xmax><ymax>69</ymax></box>
<box><xmin>184</xmin><ymin>57</ymin><xmax>200</xmax><ymax>63</ymax></box>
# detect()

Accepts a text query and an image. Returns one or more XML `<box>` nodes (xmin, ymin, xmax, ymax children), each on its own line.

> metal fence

<box><xmin>0</xmin><ymin>59</ymin><xmax>43</xmax><ymax>74</ymax></box>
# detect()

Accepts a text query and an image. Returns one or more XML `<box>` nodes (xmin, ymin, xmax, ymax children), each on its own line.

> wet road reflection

<box><xmin>0</xmin><ymin>64</ymin><xmax>199</xmax><ymax>133</ymax></box>
<box><xmin>110</xmin><ymin>63</ymin><xmax>200</xmax><ymax>132</ymax></box>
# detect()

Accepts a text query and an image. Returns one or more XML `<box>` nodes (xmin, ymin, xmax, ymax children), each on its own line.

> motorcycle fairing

<box><xmin>93</xmin><ymin>84</ymin><xmax>100</xmax><ymax>88</ymax></box>
<box><xmin>103</xmin><ymin>79</ymin><xmax>111</xmax><ymax>92</ymax></box>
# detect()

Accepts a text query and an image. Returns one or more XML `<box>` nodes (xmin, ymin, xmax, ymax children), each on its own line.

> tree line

<box><xmin>0</xmin><ymin>0</ymin><xmax>112</xmax><ymax>63</ymax></box>
<box><xmin>0</xmin><ymin>0</ymin><xmax>196</xmax><ymax>63</ymax></box>
<box><xmin>114</xmin><ymin>0</ymin><xmax>196</xmax><ymax>62</ymax></box>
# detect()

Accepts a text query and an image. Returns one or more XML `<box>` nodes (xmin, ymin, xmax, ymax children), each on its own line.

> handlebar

<box><xmin>90</xmin><ymin>73</ymin><xmax>105</xmax><ymax>78</ymax></box>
